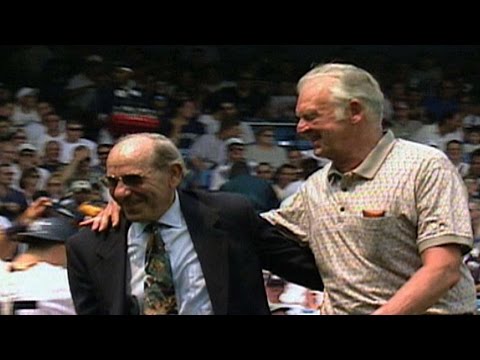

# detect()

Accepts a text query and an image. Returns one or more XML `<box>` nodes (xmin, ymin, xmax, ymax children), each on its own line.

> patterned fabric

<box><xmin>262</xmin><ymin>131</ymin><xmax>476</xmax><ymax>314</ymax></box>
<box><xmin>143</xmin><ymin>224</ymin><xmax>178</xmax><ymax>315</ymax></box>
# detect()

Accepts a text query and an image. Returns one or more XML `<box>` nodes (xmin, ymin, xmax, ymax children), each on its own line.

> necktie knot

<box><xmin>145</xmin><ymin>224</ymin><xmax>165</xmax><ymax>255</ymax></box>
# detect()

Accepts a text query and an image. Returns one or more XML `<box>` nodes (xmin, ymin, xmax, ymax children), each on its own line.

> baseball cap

<box><xmin>70</xmin><ymin>180</ymin><xmax>92</xmax><ymax>193</ymax></box>
<box><xmin>225</xmin><ymin>137</ymin><xmax>245</xmax><ymax>148</ymax></box>
<box><xmin>86</xmin><ymin>54</ymin><xmax>103</xmax><ymax>63</ymax></box>
<box><xmin>17</xmin><ymin>217</ymin><xmax>77</xmax><ymax>243</ymax></box>
<box><xmin>18</xmin><ymin>143</ymin><xmax>37</xmax><ymax>153</ymax></box>
<box><xmin>15</xmin><ymin>87</ymin><xmax>39</xmax><ymax>100</ymax></box>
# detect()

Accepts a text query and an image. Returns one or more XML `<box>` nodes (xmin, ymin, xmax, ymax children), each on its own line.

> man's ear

<box><xmin>349</xmin><ymin>99</ymin><xmax>363</xmax><ymax>125</ymax></box>
<box><xmin>168</xmin><ymin>164</ymin><xmax>183</xmax><ymax>188</ymax></box>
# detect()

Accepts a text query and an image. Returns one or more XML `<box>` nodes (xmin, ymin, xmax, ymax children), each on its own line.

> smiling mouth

<box><xmin>124</xmin><ymin>201</ymin><xmax>143</xmax><ymax>207</ymax></box>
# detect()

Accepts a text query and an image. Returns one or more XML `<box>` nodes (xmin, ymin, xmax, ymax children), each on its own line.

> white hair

<box><xmin>297</xmin><ymin>63</ymin><xmax>384</xmax><ymax>123</ymax></box>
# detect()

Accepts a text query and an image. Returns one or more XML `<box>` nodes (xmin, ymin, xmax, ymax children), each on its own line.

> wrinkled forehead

<box><xmin>296</xmin><ymin>88</ymin><xmax>334</xmax><ymax>116</ymax></box>
<box><xmin>108</xmin><ymin>144</ymin><xmax>151</xmax><ymax>172</ymax></box>
<box><xmin>298</xmin><ymin>78</ymin><xmax>335</xmax><ymax>103</ymax></box>
<box><xmin>107</xmin><ymin>158</ymin><xmax>149</xmax><ymax>176</ymax></box>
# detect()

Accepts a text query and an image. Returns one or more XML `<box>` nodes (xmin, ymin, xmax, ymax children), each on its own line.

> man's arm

<box><xmin>253</xmin><ymin>213</ymin><xmax>323</xmax><ymax>291</ymax></box>
<box><xmin>85</xmin><ymin>196</ymin><xmax>324</xmax><ymax>292</ymax></box>
<box><xmin>372</xmin><ymin>244</ymin><xmax>462</xmax><ymax>315</ymax></box>
<box><xmin>1</xmin><ymin>197</ymin><xmax>52</xmax><ymax>260</ymax></box>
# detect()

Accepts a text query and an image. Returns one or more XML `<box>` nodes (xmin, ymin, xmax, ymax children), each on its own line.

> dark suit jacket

<box><xmin>66</xmin><ymin>190</ymin><xmax>322</xmax><ymax>315</ymax></box>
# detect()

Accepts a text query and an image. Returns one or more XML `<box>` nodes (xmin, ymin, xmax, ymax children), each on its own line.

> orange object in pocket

<box><xmin>362</xmin><ymin>209</ymin><xmax>385</xmax><ymax>218</ymax></box>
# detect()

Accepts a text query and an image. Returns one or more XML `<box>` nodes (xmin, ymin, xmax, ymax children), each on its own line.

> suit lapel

<box><xmin>179</xmin><ymin>191</ymin><xmax>229</xmax><ymax>315</ymax></box>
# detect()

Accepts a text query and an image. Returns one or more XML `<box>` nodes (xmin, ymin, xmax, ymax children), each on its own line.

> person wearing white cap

<box><xmin>15</xmin><ymin>88</ymin><xmax>39</xmax><ymax>100</ymax></box>
<box><xmin>189</xmin><ymin>118</ymin><xmax>243</xmax><ymax>189</ymax></box>
<box><xmin>209</xmin><ymin>137</ymin><xmax>255</xmax><ymax>191</ymax></box>
<box><xmin>58</xmin><ymin>180</ymin><xmax>93</xmax><ymax>215</ymax></box>
<box><xmin>10</xmin><ymin>144</ymin><xmax>51</xmax><ymax>193</ymax></box>
<box><xmin>11</xmin><ymin>87</ymin><xmax>41</xmax><ymax>128</ymax></box>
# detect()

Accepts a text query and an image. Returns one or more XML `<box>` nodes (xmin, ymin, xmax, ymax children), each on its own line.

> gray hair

<box><xmin>297</xmin><ymin>63</ymin><xmax>384</xmax><ymax>123</ymax></box>
<box><xmin>116</xmin><ymin>133</ymin><xmax>187</xmax><ymax>177</ymax></box>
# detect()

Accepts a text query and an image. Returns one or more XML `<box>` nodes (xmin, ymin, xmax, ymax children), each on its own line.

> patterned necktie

<box><xmin>143</xmin><ymin>224</ymin><xmax>178</xmax><ymax>315</ymax></box>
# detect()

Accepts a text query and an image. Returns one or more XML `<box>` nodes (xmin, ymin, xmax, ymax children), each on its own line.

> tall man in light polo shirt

<box><xmin>262</xmin><ymin>63</ymin><xmax>476</xmax><ymax>314</ymax></box>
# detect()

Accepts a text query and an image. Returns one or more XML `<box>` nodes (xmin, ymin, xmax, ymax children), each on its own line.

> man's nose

<box><xmin>297</xmin><ymin>118</ymin><xmax>309</xmax><ymax>134</ymax></box>
<box><xmin>113</xmin><ymin>181</ymin><xmax>132</xmax><ymax>200</ymax></box>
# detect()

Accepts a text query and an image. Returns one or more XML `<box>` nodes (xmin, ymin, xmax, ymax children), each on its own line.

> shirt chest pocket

<box><xmin>335</xmin><ymin>216</ymin><xmax>413</xmax><ymax>262</ymax></box>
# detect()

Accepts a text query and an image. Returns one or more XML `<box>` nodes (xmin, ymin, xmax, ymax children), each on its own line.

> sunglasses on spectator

<box><xmin>68</xmin><ymin>127</ymin><xmax>84</xmax><ymax>131</ymax></box>
<box><xmin>103</xmin><ymin>174</ymin><xmax>145</xmax><ymax>189</ymax></box>
<box><xmin>229</xmin><ymin>146</ymin><xmax>244</xmax><ymax>152</ymax></box>
<box><xmin>73</xmin><ymin>189</ymin><xmax>91</xmax><ymax>194</ymax></box>
<box><xmin>47</xmin><ymin>182</ymin><xmax>62</xmax><ymax>187</ymax></box>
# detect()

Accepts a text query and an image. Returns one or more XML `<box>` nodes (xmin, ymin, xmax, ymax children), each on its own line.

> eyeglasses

<box><xmin>73</xmin><ymin>189</ymin><xmax>91</xmax><ymax>194</ymax></box>
<box><xmin>103</xmin><ymin>174</ymin><xmax>145</xmax><ymax>189</ymax></box>
<box><xmin>47</xmin><ymin>182</ymin><xmax>62</xmax><ymax>187</ymax></box>
<box><xmin>67</xmin><ymin>127</ymin><xmax>84</xmax><ymax>131</ymax></box>
<box><xmin>229</xmin><ymin>146</ymin><xmax>244</xmax><ymax>152</ymax></box>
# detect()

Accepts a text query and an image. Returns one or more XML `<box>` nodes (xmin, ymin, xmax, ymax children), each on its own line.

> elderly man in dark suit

<box><xmin>66</xmin><ymin>133</ymin><xmax>322</xmax><ymax>315</ymax></box>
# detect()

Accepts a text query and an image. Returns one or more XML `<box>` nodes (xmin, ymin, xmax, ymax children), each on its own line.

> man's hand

<box><xmin>73</xmin><ymin>147</ymin><xmax>91</xmax><ymax>163</ymax></box>
<box><xmin>80</xmin><ymin>200</ymin><xmax>121</xmax><ymax>231</ymax></box>
<box><xmin>17</xmin><ymin>197</ymin><xmax>52</xmax><ymax>224</ymax></box>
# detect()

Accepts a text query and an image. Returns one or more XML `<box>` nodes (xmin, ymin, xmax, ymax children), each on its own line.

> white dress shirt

<box><xmin>128</xmin><ymin>191</ymin><xmax>213</xmax><ymax>315</ymax></box>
